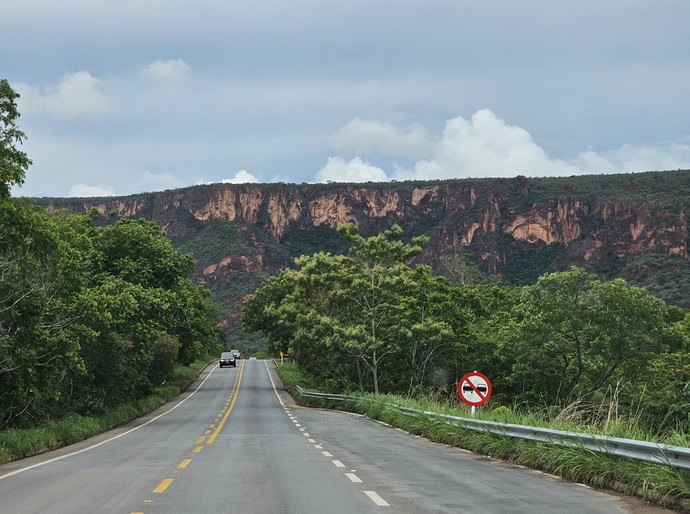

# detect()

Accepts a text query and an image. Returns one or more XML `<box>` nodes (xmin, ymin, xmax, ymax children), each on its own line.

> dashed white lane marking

<box><xmin>303</xmin><ymin>433</ymin><xmax>311</xmax><ymax>437</ymax></box>
<box><xmin>299</xmin><ymin>428</ymin><xmax>306</xmax><ymax>432</ymax></box>
<box><xmin>322</xmin><ymin>451</ymin><xmax>333</xmax><ymax>457</ymax></box>
<box><xmin>314</xmin><ymin>445</ymin><xmax>323</xmax><ymax>449</ymax></box>
<box><xmin>332</xmin><ymin>460</ymin><xmax>345</xmax><ymax>468</ymax></box>
<box><xmin>364</xmin><ymin>491</ymin><xmax>390</xmax><ymax>506</ymax></box>
<box><xmin>345</xmin><ymin>473</ymin><xmax>362</xmax><ymax>483</ymax></box>
<box><xmin>295</xmin><ymin>424</ymin><xmax>301</xmax><ymax>427</ymax></box>
<box><xmin>307</xmin><ymin>439</ymin><xmax>316</xmax><ymax>443</ymax></box>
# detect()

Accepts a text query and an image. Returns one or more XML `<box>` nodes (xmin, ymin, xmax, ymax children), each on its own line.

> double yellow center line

<box><xmin>140</xmin><ymin>359</ymin><xmax>245</xmax><ymax>507</ymax></box>
<box><xmin>207</xmin><ymin>360</ymin><xmax>245</xmax><ymax>444</ymax></box>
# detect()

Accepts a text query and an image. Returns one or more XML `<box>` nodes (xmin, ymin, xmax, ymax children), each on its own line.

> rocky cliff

<box><xmin>40</xmin><ymin>169</ymin><xmax>690</xmax><ymax>324</ymax></box>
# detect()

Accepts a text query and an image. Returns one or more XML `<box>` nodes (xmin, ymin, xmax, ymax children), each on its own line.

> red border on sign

<box><xmin>458</xmin><ymin>371</ymin><xmax>492</xmax><ymax>406</ymax></box>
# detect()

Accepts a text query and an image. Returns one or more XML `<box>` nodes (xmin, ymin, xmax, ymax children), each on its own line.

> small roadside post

<box><xmin>280</xmin><ymin>350</ymin><xmax>284</xmax><ymax>365</ymax></box>
<box><xmin>458</xmin><ymin>371</ymin><xmax>492</xmax><ymax>416</ymax></box>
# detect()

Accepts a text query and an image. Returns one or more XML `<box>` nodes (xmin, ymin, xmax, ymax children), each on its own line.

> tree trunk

<box><xmin>372</xmin><ymin>349</ymin><xmax>379</xmax><ymax>394</ymax></box>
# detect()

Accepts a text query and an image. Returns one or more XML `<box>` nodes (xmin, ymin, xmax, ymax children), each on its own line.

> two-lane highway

<box><xmin>0</xmin><ymin>359</ymin><xmax>665</xmax><ymax>513</ymax></box>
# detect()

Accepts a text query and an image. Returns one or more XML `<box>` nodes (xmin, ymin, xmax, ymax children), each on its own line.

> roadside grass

<box><xmin>276</xmin><ymin>363</ymin><xmax>690</xmax><ymax>511</ymax></box>
<box><xmin>0</xmin><ymin>357</ymin><xmax>213</xmax><ymax>466</ymax></box>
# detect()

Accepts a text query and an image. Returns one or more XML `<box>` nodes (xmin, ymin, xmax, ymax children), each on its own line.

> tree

<box><xmin>504</xmin><ymin>267</ymin><xmax>670</xmax><ymax>404</ymax></box>
<box><xmin>397</xmin><ymin>267</ymin><xmax>457</xmax><ymax>396</ymax></box>
<box><xmin>335</xmin><ymin>223</ymin><xmax>429</xmax><ymax>394</ymax></box>
<box><xmin>439</xmin><ymin>254</ymin><xmax>493</xmax><ymax>285</ymax></box>
<box><xmin>0</xmin><ymin>201</ymin><xmax>85</xmax><ymax>424</ymax></box>
<box><xmin>243</xmin><ymin>224</ymin><xmax>437</xmax><ymax>394</ymax></box>
<box><xmin>0</xmin><ymin>79</ymin><xmax>32</xmax><ymax>197</ymax></box>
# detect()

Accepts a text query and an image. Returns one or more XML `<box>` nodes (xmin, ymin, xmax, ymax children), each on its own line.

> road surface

<box><xmin>0</xmin><ymin>359</ymin><xmax>664</xmax><ymax>513</ymax></box>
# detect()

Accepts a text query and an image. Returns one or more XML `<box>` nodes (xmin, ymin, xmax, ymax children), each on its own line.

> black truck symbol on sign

<box><xmin>462</xmin><ymin>384</ymin><xmax>488</xmax><ymax>394</ymax></box>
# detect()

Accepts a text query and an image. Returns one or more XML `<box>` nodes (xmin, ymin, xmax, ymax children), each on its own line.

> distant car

<box><xmin>231</xmin><ymin>349</ymin><xmax>241</xmax><ymax>359</ymax></box>
<box><xmin>219</xmin><ymin>352</ymin><xmax>236</xmax><ymax>368</ymax></box>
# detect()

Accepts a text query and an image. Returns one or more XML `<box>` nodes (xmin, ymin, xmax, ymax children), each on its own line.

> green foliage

<box><xmin>224</xmin><ymin>326</ymin><xmax>268</xmax><ymax>358</ymax></box>
<box><xmin>0</xmin><ymin>199</ymin><xmax>221</xmax><ymax>428</ymax></box>
<box><xmin>498</xmin><ymin>235</ymin><xmax>567</xmax><ymax>285</ymax></box>
<box><xmin>479</xmin><ymin>267</ymin><xmax>672</xmax><ymax>406</ymax></box>
<box><xmin>0</xmin><ymin>79</ymin><xmax>32</xmax><ymax>197</ymax></box>
<box><xmin>255</xmin><ymin>234</ymin><xmax>688</xmax><ymax>439</ymax></box>
<box><xmin>245</xmin><ymin>224</ymin><xmax>484</xmax><ymax>395</ymax></box>
<box><xmin>620</xmin><ymin>250</ymin><xmax>690</xmax><ymax>307</ymax></box>
<box><xmin>438</xmin><ymin>254</ymin><xmax>496</xmax><ymax>285</ymax></box>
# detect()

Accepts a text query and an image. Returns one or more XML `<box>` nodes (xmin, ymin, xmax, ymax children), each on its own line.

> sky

<box><xmin>3</xmin><ymin>0</ymin><xmax>690</xmax><ymax>198</ymax></box>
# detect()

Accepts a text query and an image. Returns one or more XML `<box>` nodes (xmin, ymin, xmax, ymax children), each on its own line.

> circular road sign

<box><xmin>458</xmin><ymin>371</ymin><xmax>492</xmax><ymax>406</ymax></box>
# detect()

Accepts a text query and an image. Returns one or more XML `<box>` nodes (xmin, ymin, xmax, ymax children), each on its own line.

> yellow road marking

<box><xmin>204</xmin><ymin>429</ymin><xmax>211</xmax><ymax>435</ymax></box>
<box><xmin>207</xmin><ymin>360</ymin><xmax>245</xmax><ymax>444</ymax></box>
<box><xmin>178</xmin><ymin>459</ymin><xmax>192</xmax><ymax>469</ymax></box>
<box><xmin>153</xmin><ymin>478</ymin><xmax>174</xmax><ymax>493</ymax></box>
<box><xmin>195</xmin><ymin>436</ymin><xmax>206</xmax><ymax>445</ymax></box>
<box><xmin>210</xmin><ymin>423</ymin><xmax>216</xmax><ymax>428</ymax></box>
<box><xmin>144</xmin><ymin>499</ymin><xmax>152</xmax><ymax>504</ymax></box>
<box><xmin>193</xmin><ymin>446</ymin><xmax>203</xmax><ymax>454</ymax></box>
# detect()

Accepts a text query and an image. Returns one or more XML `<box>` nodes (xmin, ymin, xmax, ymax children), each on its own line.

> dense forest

<box><xmin>242</xmin><ymin>224</ymin><xmax>690</xmax><ymax>434</ymax></box>
<box><xmin>0</xmin><ymin>79</ymin><xmax>222</xmax><ymax>429</ymax></box>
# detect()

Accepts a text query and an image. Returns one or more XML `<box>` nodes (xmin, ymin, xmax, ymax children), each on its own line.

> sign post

<box><xmin>280</xmin><ymin>351</ymin><xmax>284</xmax><ymax>365</ymax></box>
<box><xmin>458</xmin><ymin>371</ymin><xmax>492</xmax><ymax>415</ymax></box>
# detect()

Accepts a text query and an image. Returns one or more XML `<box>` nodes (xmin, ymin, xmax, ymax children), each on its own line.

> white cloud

<box><xmin>334</xmin><ymin>118</ymin><xmax>434</xmax><ymax>159</ymax></box>
<box><xmin>68</xmin><ymin>183</ymin><xmax>115</xmax><ymax>197</ymax></box>
<box><xmin>319</xmin><ymin>110</ymin><xmax>690</xmax><ymax>183</ymax></box>
<box><xmin>398</xmin><ymin>109</ymin><xmax>573</xmax><ymax>180</ymax></box>
<box><xmin>574</xmin><ymin>142</ymin><xmax>690</xmax><ymax>174</ymax></box>
<box><xmin>142</xmin><ymin>59</ymin><xmax>191</xmax><ymax>81</ymax></box>
<box><xmin>221</xmin><ymin>169</ymin><xmax>259</xmax><ymax>184</ymax></box>
<box><xmin>16</xmin><ymin>71</ymin><xmax>108</xmax><ymax>120</ymax></box>
<box><xmin>316</xmin><ymin>156</ymin><xmax>388</xmax><ymax>183</ymax></box>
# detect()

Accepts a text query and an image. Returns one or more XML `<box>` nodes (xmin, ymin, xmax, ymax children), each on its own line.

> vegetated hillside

<box><xmin>38</xmin><ymin>169</ymin><xmax>690</xmax><ymax>326</ymax></box>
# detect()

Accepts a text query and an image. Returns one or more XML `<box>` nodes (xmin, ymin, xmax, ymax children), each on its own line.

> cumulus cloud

<box><xmin>333</xmin><ymin>118</ymin><xmax>434</xmax><ymax>159</ymax></box>
<box><xmin>317</xmin><ymin>109</ymin><xmax>690</xmax><ymax>183</ymax></box>
<box><xmin>142</xmin><ymin>59</ymin><xmax>191</xmax><ymax>81</ymax></box>
<box><xmin>16</xmin><ymin>71</ymin><xmax>108</xmax><ymax>120</ymax></box>
<box><xmin>221</xmin><ymin>169</ymin><xmax>259</xmax><ymax>184</ymax></box>
<box><xmin>397</xmin><ymin>109</ymin><xmax>573</xmax><ymax>180</ymax></box>
<box><xmin>68</xmin><ymin>183</ymin><xmax>115</xmax><ymax>197</ymax></box>
<box><xmin>574</xmin><ymin>143</ymin><xmax>690</xmax><ymax>174</ymax></box>
<box><xmin>316</xmin><ymin>156</ymin><xmax>388</xmax><ymax>183</ymax></box>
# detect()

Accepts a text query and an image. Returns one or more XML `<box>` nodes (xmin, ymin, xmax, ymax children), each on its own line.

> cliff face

<box><xmin>42</xmin><ymin>170</ymin><xmax>690</xmax><ymax>322</ymax></box>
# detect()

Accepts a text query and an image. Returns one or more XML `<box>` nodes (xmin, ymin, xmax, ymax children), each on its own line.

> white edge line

<box><xmin>0</xmin><ymin>364</ymin><xmax>220</xmax><ymax>481</ymax></box>
<box><xmin>265</xmin><ymin>359</ymin><xmax>285</xmax><ymax>407</ymax></box>
<box><xmin>364</xmin><ymin>491</ymin><xmax>390</xmax><ymax>506</ymax></box>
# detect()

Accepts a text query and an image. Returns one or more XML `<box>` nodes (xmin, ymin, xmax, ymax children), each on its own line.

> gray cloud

<box><xmin>4</xmin><ymin>1</ymin><xmax>690</xmax><ymax>196</ymax></box>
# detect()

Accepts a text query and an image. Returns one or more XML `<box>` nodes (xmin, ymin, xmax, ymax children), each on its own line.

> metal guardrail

<box><xmin>295</xmin><ymin>386</ymin><xmax>690</xmax><ymax>471</ymax></box>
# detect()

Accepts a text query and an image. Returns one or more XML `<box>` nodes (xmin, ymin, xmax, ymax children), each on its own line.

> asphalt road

<box><xmin>0</xmin><ymin>359</ymin><xmax>666</xmax><ymax>513</ymax></box>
